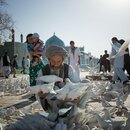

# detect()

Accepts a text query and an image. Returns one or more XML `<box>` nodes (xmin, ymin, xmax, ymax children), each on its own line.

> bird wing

<box><xmin>111</xmin><ymin>40</ymin><xmax>130</xmax><ymax>59</ymax></box>
<box><xmin>118</xmin><ymin>40</ymin><xmax>130</xmax><ymax>53</ymax></box>
<box><xmin>36</xmin><ymin>75</ymin><xmax>63</xmax><ymax>83</ymax></box>
<box><xmin>30</xmin><ymin>82</ymin><xmax>54</xmax><ymax>94</ymax></box>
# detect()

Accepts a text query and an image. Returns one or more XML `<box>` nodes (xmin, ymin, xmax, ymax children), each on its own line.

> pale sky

<box><xmin>5</xmin><ymin>0</ymin><xmax>130</xmax><ymax>58</ymax></box>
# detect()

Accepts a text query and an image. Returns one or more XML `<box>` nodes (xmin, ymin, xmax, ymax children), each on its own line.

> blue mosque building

<box><xmin>45</xmin><ymin>34</ymin><xmax>65</xmax><ymax>48</ymax></box>
<box><xmin>44</xmin><ymin>34</ymin><xmax>98</xmax><ymax>67</ymax></box>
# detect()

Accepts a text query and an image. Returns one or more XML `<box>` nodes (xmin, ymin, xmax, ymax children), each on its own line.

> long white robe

<box><xmin>25</xmin><ymin>58</ymin><xmax>30</xmax><ymax>74</ymax></box>
<box><xmin>111</xmin><ymin>42</ymin><xmax>128</xmax><ymax>82</ymax></box>
<box><xmin>68</xmin><ymin>47</ymin><xmax>80</xmax><ymax>77</ymax></box>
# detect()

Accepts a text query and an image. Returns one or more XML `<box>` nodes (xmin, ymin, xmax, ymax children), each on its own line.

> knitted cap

<box><xmin>45</xmin><ymin>45</ymin><xmax>68</xmax><ymax>58</ymax></box>
<box><xmin>33</xmin><ymin>33</ymin><xmax>39</xmax><ymax>38</ymax></box>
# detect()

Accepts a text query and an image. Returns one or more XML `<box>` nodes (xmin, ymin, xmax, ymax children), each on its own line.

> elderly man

<box><xmin>42</xmin><ymin>45</ymin><xmax>80</xmax><ymax>85</ymax></box>
<box><xmin>38</xmin><ymin>45</ymin><xmax>80</xmax><ymax>107</ymax></box>
<box><xmin>36</xmin><ymin>45</ymin><xmax>90</xmax><ymax>129</ymax></box>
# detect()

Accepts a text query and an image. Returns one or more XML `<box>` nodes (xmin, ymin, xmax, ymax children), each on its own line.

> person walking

<box><xmin>102</xmin><ymin>50</ymin><xmax>111</xmax><ymax>73</ymax></box>
<box><xmin>10</xmin><ymin>54</ymin><xmax>18</xmax><ymax>78</ymax></box>
<box><xmin>2</xmin><ymin>52</ymin><xmax>11</xmax><ymax>78</ymax></box>
<box><xmin>0</xmin><ymin>56</ymin><xmax>3</xmax><ymax>77</ymax></box>
<box><xmin>110</xmin><ymin>37</ymin><xmax>128</xmax><ymax>84</ymax></box>
<box><xmin>119</xmin><ymin>39</ymin><xmax>130</xmax><ymax>78</ymax></box>
<box><xmin>68</xmin><ymin>41</ymin><xmax>80</xmax><ymax>77</ymax></box>
<box><xmin>97</xmin><ymin>55</ymin><xmax>104</xmax><ymax>72</ymax></box>
<box><xmin>21</xmin><ymin>57</ymin><xmax>26</xmax><ymax>74</ymax></box>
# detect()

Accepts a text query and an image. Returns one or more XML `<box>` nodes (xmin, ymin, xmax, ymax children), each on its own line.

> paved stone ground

<box><xmin>0</xmin><ymin>72</ymin><xmax>130</xmax><ymax>129</ymax></box>
<box><xmin>0</xmin><ymin>72</ymin><xmax>130</xmax><ymax>110</ymax></box>
<box><xmin>0</xmin><ymin>74</ymin><xmax>30</xmax><ymax>109</ymax></box>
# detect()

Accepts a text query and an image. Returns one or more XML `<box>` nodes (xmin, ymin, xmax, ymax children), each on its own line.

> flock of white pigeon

<box><xmin>28</xmin><ymin>71</ymin><xmax>130</xmax><ymax>130</ymax></box>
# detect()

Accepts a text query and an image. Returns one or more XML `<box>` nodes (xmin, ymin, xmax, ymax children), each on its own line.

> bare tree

<box><xmin>0</xmin><ymin>0</ymin><xmax>14</xmax><ymax>40</ymax></box>
<box><xmin>0</xmin><ymin>0</ymin><xmax>6</xmax><ymax>6</ymax></box>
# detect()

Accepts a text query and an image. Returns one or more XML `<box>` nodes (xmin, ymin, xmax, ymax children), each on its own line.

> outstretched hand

<box><xmin>38</xmin><ymin>90</ymin><xmax>48</xmax><ymax>99</ymax></box>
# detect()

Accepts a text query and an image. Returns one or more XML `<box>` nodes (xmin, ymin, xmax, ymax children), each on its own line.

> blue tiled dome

<box><xmin>45</xmin><ymin>34</ymin><xmax>65</xmax><ymax>48</ymax></box>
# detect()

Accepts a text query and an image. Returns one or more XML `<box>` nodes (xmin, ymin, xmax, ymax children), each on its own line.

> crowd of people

<box><xmin>97</xmin><ymin>50</ymin><xmax>111</xmax><ymax>73</ymax></box>
<box><xmin>97</xmin><ymin>37</ymin><xmax>130</xmax><ymax>84</ymax></box>
<box><xmin>0</xmin><ymin>52</ymin><xmax>30</xmax><ymax>78</ymax></box>
<box><xmin>0</xmin><ymin>35</ymin><xmax>130</xmax><ymax>85</ymax></box>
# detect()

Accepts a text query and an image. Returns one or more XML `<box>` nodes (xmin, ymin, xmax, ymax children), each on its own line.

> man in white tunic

<box><xmin>111</xmin><ymin>37</ymin><xmax>128</xmax><ymax>84</ymax></box>
<box><xmin>68</xmin><ymin>41</ymin><xmax>80</xmax><ymax>77</ymax></box>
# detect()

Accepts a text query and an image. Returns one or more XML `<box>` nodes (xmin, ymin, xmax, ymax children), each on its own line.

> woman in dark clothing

<box><xmin>21</xmin><ymin>57</ymin><xmax>26</xmax><ymax>74</ymax></box>
<box><xmin>97</xmin><ymin>55</ymin><xmax>104</xmax><ymax>72</ymax></box>
<box><xmin>119</xmin><ymin>39</ymin><xmax>130</xmax><ymax>78</ymax></box>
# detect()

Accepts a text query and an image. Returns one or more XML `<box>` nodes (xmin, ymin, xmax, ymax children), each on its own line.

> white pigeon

<box><xmin>118</xmin><ymin>40</ymin><xmax>130</xmax><ymax>53</ymax></box>
<box><xmin>101</xmin><ymin>96</ymin><xmax>112</xmax><ymax>107</ymax></box>
<box><xmin>55</xmin><ymin>85</ymin><xmax>70</xmax><ymax>100</ymax></box>
<box><xmin>0</xmin><ymin>123</ymin><xmax>3</xmax><ymax>130</ymax></box>
<box><xmin>66</xmin><ymin>82</ymin><xmax>90</xmax><ymax>100</ymax></box>
<box><xmin>92</xmin><ymin>112</ymin><xmax>113</xmax><ymax>130</ymax></box>
<box><xmin>30</xmin><ymin>82</ymin><xmax>54</xmax><ymax>94</ymax></box>
<box><xmin>58</xmin><ymin>106</ymin><xmax>72</xmax><ymax>116</ymax></box>
<box><xmin>54</xmin><ymin>78</ymin><xmax>72</xmax><ymax>100</ymax></box>
<box><xmin>55</xmin><ymin>118</ymin><xmax>67</xmax><ymax>130</ymax></box>
<box><xmin>55</xmin><ymin>78</ymin><xmax>90</xmax><ymax>101</ymax></box>
<box><xmin>102</xmin><ymin>90</ymin><xmax>121</xmax><ymax>102</ymax></box>
<box><xmin>36</xmin><ymin>75</ymin><xmax>63</xmax><ymax>83</ymax></box>
<box><xmin>116</xmin><ymin>95</ymin><xmax>124</xmax><ymax>108</ymax></box>
<box><xmin>102</xmin><ymin>108</ymin><xmax>112</xmax><ymax>121</ymax></box>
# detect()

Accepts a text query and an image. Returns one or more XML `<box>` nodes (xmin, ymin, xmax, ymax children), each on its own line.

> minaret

<box><xmin>11</xmin><ymin>29</ymin><xmax>15</xmax><ymax>43</ymax></box>
<box><xmin>20</xmin><ymin>34</ymin><xmax>23</xmax><ymax>43</ymax></box>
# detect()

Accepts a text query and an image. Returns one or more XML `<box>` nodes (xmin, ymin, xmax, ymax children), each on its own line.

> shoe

<box><xmin>5</xmin><ymin>76</ymin><xmax>8</xmax><ymax>79</ymax></box>
<box><xmin>29</xmin><ymin>94</ymin><xmax>36</xmax><ymax>101</ymax></box>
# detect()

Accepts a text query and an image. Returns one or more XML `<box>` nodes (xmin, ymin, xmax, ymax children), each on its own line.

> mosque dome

<box><xmin>45</xmin><ymin>33</ymin><xmax>65</xmax><ymax>48</ymax></box>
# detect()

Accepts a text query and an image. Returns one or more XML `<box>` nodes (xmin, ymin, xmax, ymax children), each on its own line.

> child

<box><xmin>29</xmin><ymin>54</ymin><xmax>44</xmax><ymax>86</ymax></box>
<box><xmin>31</xmin><ymin>33</ymin><xmax>44</xmax><ymax>56</ymax></box>
<box><xmin>29</xmin><ymin>54</ymin><xmax>44</xmax><ymax>101</ymax></box>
